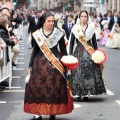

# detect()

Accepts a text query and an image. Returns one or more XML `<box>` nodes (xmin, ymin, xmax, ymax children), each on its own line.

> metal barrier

<box><xmin>0</xmin><ymin>21</ymin><xmax>24</xmax><ymax>89</ymax></box>
<box><xmin>0</xmin><ymin>47</ymin><xmax>12</xmax><ymax>89</ymax></box>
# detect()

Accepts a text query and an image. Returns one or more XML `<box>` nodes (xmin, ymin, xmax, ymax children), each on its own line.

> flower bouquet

<box><xmin>108</xmin><ymin>33</ymin><xmax>113</xmax><ymax>38</ymax></box>
<box><xmin>91</xmin><ymin>50</ymin><xmax>106</xmax><ymax>64</ymax></box>
<box><xmin>61</xmin><ymin>55</ymin><xmax>78</xmax><ymax>69</ymax></box>
<box><xmin>100</xmin><ymin>31</ymin><xmax>104</xmax><ymax>36</ymax></box>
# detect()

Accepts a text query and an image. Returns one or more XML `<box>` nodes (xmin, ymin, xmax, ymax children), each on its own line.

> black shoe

<box><xmin>12</xmin><ymin>61</ymin><xmax>16</xmax><ymax>66</ymax></box>
<box><xmin>0</xmin><ymin>81</ymin><xmax>9</xmax><ymax>87</ymax></box>
<box><xmin>32</xmin><ymin>116</ymin><xmax>42</xmax><ymax>120</ymax></box>
<box><xmin>77</xmin><ymin>96</ymin><xmax>81</xmax><ymax>100</ymax></box>
<box><xmin>83</xmin><ymin>97</ymin><xmax>89</xmax><ymax>101</ymax></box>
<box><xmin>0</xmin><ymin>85</ymin><xmax>6</xmax><ymax>89</ymax></box>
<box><xmin>0</xmin><ymin>88</ymin><xmax>4</xmax><ymax>91</ymax></box>
<box><xmin>49</xmin><ymin>115</ymin><xmax>55</xmax><ymax>120</ymax></box>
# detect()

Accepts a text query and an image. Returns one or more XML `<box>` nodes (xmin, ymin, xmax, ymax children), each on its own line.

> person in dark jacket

<box><xmin>28</xmin><ymin>10</ymin><xmax>41</xmax><ymax>47</ymax></box>
<box><xmin>62</xmin><ymin>15</ymin><xmax>74</xmax><ymax>40</ymax></box>
<box><xmin>0</xmin><ymin>14</ymin><xmax>18</xmax><ymax>63</ymax></box>
<box><xmin>109</xmin><ymin>12</ymin><xmax>120</xmax><ymax>30</ymax></box>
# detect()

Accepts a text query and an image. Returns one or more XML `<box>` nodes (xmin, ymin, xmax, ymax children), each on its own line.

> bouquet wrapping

<box><xmin>61</xmin><ymin>55</ymin><xmax>78</xmax><ymax>69</ymax></box>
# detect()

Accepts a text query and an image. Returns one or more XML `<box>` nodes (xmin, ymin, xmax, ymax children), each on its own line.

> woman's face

<box><xmin>80</xmin><ymin>12</ymin><xmax>88</xmax><ymax>24</ymax></box>
<box><xmin>44</xmin><ymin>16</ymin><xmax>54</xmax><ymax>29</ymax></box>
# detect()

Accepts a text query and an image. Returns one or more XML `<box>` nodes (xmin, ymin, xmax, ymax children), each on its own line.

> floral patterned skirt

<box><xmin>24</xmin><ymin>52</ymin><xmax>73</xmax><ymax>115</ymax></box>
<box><xmin>71</xmin><ymin>42</ymin><xmax>106</xmax><ymax>96</ymax></box>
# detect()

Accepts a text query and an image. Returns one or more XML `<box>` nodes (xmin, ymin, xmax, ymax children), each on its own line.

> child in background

<box><xmin>99</xmin><ymin>20</ymin><xmax>110</xmax><ymax>45</ymax></box>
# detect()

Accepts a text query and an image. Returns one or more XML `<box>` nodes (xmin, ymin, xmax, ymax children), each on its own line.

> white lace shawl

<box><xmin>67</xmin><ymin>23</ymin><xmax>95</xmax><ymax>54</ymax></box>
<box><xmin>71</xmin><ymin>23</ymin><xmax>95</xmax><ymax>41</ymax></box>
<box><xmin>39</xmin><ymin>27</ymin><xmax>63</xmax><ymax>48</ymax></box>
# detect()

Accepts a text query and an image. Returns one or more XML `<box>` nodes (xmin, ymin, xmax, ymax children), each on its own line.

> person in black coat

<box><xmin>28</xmin><ymin>10</ymin><xmax>41</xmax><ymax>47</ymax></box>
<box><xmin>0</xmin><ymin>14</ymin><xmax>18</xmax><ymax>63</ymax></box>
<box><xmin>108</xmin><ymin>12</ymin><xmax>120</xmax><ymax>30</ymax></box>
<box><xmin>62</xmin><ymin>15</ymin><xmax>74</xmax><ymax>40</ymax></box>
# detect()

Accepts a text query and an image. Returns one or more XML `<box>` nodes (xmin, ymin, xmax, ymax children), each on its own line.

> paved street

<box><xmin>0</xmin><ymin>26</ymin><xmax>120</xmax><ymax>120</ymax></box>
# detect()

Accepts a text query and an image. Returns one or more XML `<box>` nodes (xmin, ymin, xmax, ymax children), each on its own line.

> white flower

<box><xmin>61</xmin><ymin>55</ymin><xmax>78</xmax><ymax>64</ymax></box>
<box><xmin>91</xmin><ymin>50</ymin><xmax>105</xmax><ymax>64</ymax></box>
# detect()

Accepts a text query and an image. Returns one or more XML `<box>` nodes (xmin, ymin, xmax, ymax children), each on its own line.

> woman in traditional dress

<box><xmin>24</xmin><ymin>11</ymin><xmax>73</xmax><ymax>120</ymax></box>
<box><xmin>68</xmin><ymin>10</ymin><xmax>106</xmax><ymax>100</ymax></box>
<box><xmin>106</xmin><ymin>22</ymin><xmax>120</xmax><ymax>48</ymax></box>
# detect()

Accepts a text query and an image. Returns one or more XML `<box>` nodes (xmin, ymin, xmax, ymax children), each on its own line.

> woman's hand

<box><xmin>12</xmin><ymin>22</ymin><xmax>16</xmax><ymax>26</ymax></box>
<box><xmin>11</xmin><ymin>36</ymin><xmax>19</xmax><ymax>45</ymax></box>
<box><xmin>8</xmin><ymin>27</ymin><xmax>12</xmax><ymax>32</ymax></box>
<box><xmin>28</xmin><ymin>67</ymin><xmax>32</xmax><ymax>75</ymax></box>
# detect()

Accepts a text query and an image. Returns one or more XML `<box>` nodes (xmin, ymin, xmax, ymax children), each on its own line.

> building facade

<box><xmin>104</xmin><ymin>0</ymin><xmax>120</xmax><ymax>12</ymax></box>
<box><xmin>31</xmin><ymin>0</ymin><xmax>84</xmax><ymax>12</ymax></box>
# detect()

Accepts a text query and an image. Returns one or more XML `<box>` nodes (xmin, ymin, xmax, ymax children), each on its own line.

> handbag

<box><xmin>25</xmin><ymin>75</ymin><xmax>30</xmax><ymax>83</ymax></box>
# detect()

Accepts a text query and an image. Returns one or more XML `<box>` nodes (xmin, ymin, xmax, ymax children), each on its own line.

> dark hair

<box><xmin>79</xmin><ymin>10</ymin><xmax>89</xmax><ymax>18</ymax></box>
<box><xmin>67</xmin><ymin>15</ymin><xmax>73</xmax><ymax>19</ymax></box>
<box><xmin>35</xmin><ymin>10</ymin><xmax>41</xmax><ymax>14</ymax></box>
<box><xmin>40</xmin><ymin>11</ymin><xmax>54</xmax><ymax>28</ymax></box>
<box><xmin>2</xmin><ymin>7</ymin><xmax>9</xmax><ymax>12</ymax></box>
<box><xmin>11</xmin><ymin>10</ymin><xmax>15</xmax><ymax>16</ymax></box>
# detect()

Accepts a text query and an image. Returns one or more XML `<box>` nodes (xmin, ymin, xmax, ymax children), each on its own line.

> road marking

<box><xmin>12</xmin><ymin>76</ymin><xmax>21</xmax><ymax>79</ymax></box>
<box><xmin>115</xmin><ymin>100</ymin><xmax>120</xmax><ymax>105</ymax></box>
<box><xmin>6</xmin><ymin>87</ymin><xmax>21</xmax><ymax>89</ymax></box>
<box><xmin>19</xmin><ymin>54</ymin><xmax>24</xmax><ymax>56</ymax></box>
<box><xmin>12</xmin><ymin>68</ymin><xmax>24</xmax><ymax>70</ymax></box>
<box><xmin>3</xmin><ymin>89</ymin><xmax>25</xmax><ymax>92</ymax></box>
<box><xmin>20</xmin><ymin>50</ymin><xmax>24</xmax><ymax>52</ymax></box>
<box><xmin>74</xmin><ymin>103</ymin><xmax>82</xmax><ymax>108</ymax></box>
<box><xmin>0</xmin><ymin>101</ymin><xmax>7</xmax><ymax>104</ymax></box>
<box><xmin>16</xmin><ymin>62</ymin><xmax>25</xmax><ymax>64</ymax></box>
<box><xmin>20</xmin><ymin>43</ymin><xmax>25</xmax><ymax>45</ymax></box>
<box><xmin>20</xmin><ymin>47</ymin><xmax>24</xmax><ymax>50</ymax></box>
<box><xmin>17</xmin><ymin>57</ymin><xmax>24</xmax><ymax>60</ymax></box>
<box><xmin>19</xmin><ymin>45</ymin><xmax>24</xmax><ymax>47</ymax></box>
<box><xmin>107</xmin><ymin>89</ymin><xmax>114</xmax><ymax>95</ymax></box>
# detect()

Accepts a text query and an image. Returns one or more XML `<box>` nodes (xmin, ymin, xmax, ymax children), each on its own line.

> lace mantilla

<box><xmin>72</xmin><ymin>23</ymin><xmax>95</xmax><ymax>41</ymax></box>
<box><xmin>40</xmin><ymin>27</ymin><xmax>63</xmax><ymax>48</ymax></box>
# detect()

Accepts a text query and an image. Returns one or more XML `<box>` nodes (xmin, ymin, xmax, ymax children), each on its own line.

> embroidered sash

<box><xmin>32</xmin><ymin>30</ymin><xmax>65</xmax><ymax>75</ymax></box>
<box><xmin>75</xmin><ymin>27</ymin><xmax>104</xmax><ymax>70</ymax></box>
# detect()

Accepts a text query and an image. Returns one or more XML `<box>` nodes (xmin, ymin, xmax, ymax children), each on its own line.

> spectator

<box><xmin>0</xmin><ymin>14</ymin><xmax>18</xmax><ymax>63</ymax></box>
<box><xmin>0</xmin><ymin>37</ymin><xmax>6</xmax><ymax>91</ymax></box>
<box><xmin>1</xmin><ymin>9</ymin><xmax>20</xmax><ymax>66</ymax></box>
<box><xmin>0</xmin><ymin>37</ymin><xmax>6</xmax><ymax>50</ymax></box>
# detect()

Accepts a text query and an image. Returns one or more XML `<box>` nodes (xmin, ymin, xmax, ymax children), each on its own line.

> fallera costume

<box><xmin>24</xmin><ymin>27</ymin><xmax>73</xmax><ymax>115</ymax></box>
<box><xmin>106</xmin><ymin>24</ymin><xmax>120</xmax><ymax>48</ymax></box>
<box><xmin>68</xmin><ymin>23</ymin><xmax>106</xmax><ymax>97</ymax></box>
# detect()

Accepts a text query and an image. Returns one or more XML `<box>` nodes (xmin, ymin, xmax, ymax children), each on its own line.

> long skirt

<box><xmin>99</xmin><ymin>29</ymin><xmax>110</xmax><ymax>46</ymax></box>
<box><xmin>71</xmin><ymin>41</ymin><xmax>106</xmax><ymax>96</ymax></box>
<box><xmin>106</xmin><ymin>33</ymin><xmax>120</xmax><ymax>48</ymax></box>
<box><xmin>24</xmin><ymin>52</ymin><xmax>73</xmax><ymax>115</ymax></box>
